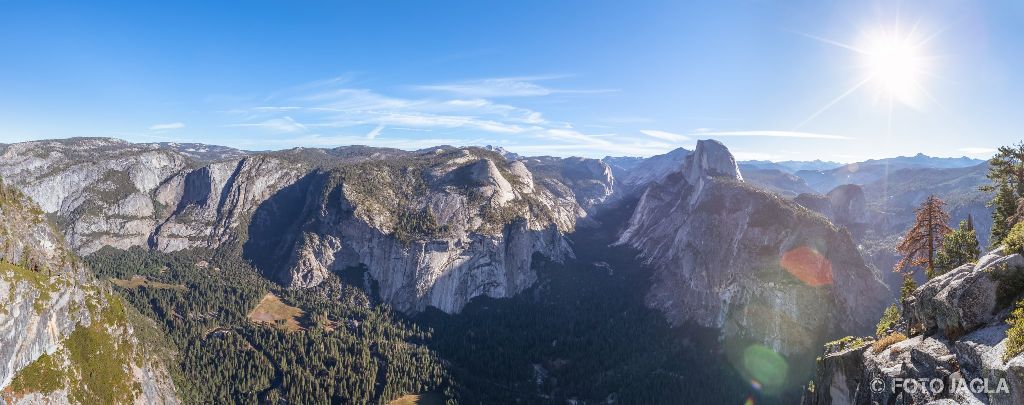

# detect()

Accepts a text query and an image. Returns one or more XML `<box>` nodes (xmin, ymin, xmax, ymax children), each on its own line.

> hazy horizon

<box><xmin>0</xmin><ymin>134</ymin><xmax>993</xmax><ymax>164</ymax></box>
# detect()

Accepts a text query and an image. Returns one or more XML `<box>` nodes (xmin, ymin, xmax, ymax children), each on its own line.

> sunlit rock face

<box><xmin>605</xmin><ymin>147</ymin><xmax>692</xmax><ymax>192</ymax></box>
<box><xmin>618</xmin><ymin>140</ymin><xmax>888</xmax><ymax>359</ymax></box>
<box><xmin>806</xmin><ymin>248</ymin><xmax>1024</xmax><ymax>405</ymax></box>
<box><xmin>683</xmin><ymin>139</ymin><xmax>743</xmax><ymax>184</ymax></box>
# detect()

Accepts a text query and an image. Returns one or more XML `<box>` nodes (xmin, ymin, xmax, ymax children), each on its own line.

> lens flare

<box><xmin>780</xmin><ymin>246</ymin><xmax>834</xmax><ymax>287</ymax></box>
<box><xmin>742</xmin><ymin>345</ymin><xmax>789</xmax><ymax>389</ymax></box>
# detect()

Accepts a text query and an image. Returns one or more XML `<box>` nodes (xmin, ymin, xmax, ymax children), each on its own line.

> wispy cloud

<box><xmin>225</xmin><ymin>116</ymin><xmax>307</xmax><ymax>133</ymax></box>
<box><xmin>958</xmin><ymin>147</ymin><xmax>996</xmax><ymax>156</ymax></box>
<box><xmin>366</xmin><ymin>125</ymin><xmax>384</xmax><ymax>139</ymax></box>
<box><xmin>218</xmin><ymin>75</ymin><xmax>638</xmax><ymax>156</ymax></box>
<box><xmin>640</xmin><ymin>129</ymin><xmax>689</xmax><ymax>143</ymax></box>
<box><xmin>149</xmin><ymin>122</ymin><xmax>185</xmax><ymax>131</ymax></box>
<box><xmin>413</xmin><ymin>75</ymin><xmax>616</xmax><ymax>98</ymax></box>
<box><xmin>732</xmin><ymin>151</ymin><xmax>783</xmax><ymax>161</ymax></box>
<box><xmin>691</xmin><ymin>130</ymin><xmax>853</xmax><ymax>140</ymax></box>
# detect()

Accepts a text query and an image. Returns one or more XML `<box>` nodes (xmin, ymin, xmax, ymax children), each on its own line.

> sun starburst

<box><xmin>794</xmin><ymin>20</ymin><xmax>944</xmax><ymax>130</ymax></box>
<box><xmin>859</xmin><ymin>25</ymin><xmax>932</xmax><ymax>108</ymax></box>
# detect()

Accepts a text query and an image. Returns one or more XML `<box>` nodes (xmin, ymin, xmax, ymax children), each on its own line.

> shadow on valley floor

<box><xmin>414</xmin><ymin>199</ymin><xmax>800</xmax><ymax>404</ymax></box>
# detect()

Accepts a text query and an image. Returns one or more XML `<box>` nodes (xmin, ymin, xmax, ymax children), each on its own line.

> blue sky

<box><xmin>0</xmin><ymin>1</ymin><xmax>1021</xmax><ymax>161</ymax></box>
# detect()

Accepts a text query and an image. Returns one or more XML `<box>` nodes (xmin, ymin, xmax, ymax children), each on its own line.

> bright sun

<box><xmin>860</xmin><ymin>28</ymin><xmax>930</xmax><ymax>108</ymax></box>
<box><xmin>795</xmin><ymin>22</ymin><xmax>941</xmax><ymax>129</ymax></box>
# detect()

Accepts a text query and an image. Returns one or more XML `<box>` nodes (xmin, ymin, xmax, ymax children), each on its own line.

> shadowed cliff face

<box><xmin>619</xmin><ymin>140</ymin><xmax>889</xmax><ymax>364</ymax></box>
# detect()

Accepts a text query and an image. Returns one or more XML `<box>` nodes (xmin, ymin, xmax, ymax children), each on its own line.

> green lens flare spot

<box><xmin>742</xmin><ymin>345</ymin><xmax>788</xmax><ymax>389</ymax></box>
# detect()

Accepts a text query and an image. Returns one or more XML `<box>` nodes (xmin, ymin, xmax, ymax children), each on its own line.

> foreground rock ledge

<box><xmin>804</xmin><ymin>248</ymin><xmax>1024</xmax><ymax>405</ymax></box>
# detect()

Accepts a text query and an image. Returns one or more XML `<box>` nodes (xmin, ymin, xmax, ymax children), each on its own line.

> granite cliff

<box><xmin>0</xmin><ymin>139</ymin><xmax>614</xmax><ymax>314</ymax></box>
<box><xmin>0</xmin><ymin>179</ymin><xmax>178</xmax><ymax>404</ymax></box>
<box><xmin>618</xmin><ymin>140</ymin><xmax>889</xmax><ymax>359</ymax></box>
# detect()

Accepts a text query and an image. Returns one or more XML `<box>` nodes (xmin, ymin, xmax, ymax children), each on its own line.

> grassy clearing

<box><xmin>247</xmin><ymin>293</ymin><xmax>304</xmax><ymax>332</ymax></box>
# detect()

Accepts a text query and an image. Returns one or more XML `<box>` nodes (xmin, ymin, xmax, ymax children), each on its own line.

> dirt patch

<box><xmin>247</xmin><ymin>293</ymin><xmax>304</xmax><ymax>332</ymax></box>
<box><xmin>388</xmin><ymin>393</ymin><xmax>444</xmax><ymax>405</ymax></box>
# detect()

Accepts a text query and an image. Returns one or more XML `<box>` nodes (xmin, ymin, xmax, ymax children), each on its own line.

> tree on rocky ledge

<box><xmin>933</xmin><ymin>217</ymin><xmax>981</xmax><ymax>276</ymax></box>
<box><xmin>900</xmin><ymin>274</ymin><xmax>917</xmax><ymax>304</ymax></box>
<box><xmin>983</xmin><ymin>142</ymin><xmax>1024</xmax><ymax>246</ymax></box>
<box><xmin>894</xmin><ymin>195</ymin><xmax>952</xmax><ymax>279</ymax></box>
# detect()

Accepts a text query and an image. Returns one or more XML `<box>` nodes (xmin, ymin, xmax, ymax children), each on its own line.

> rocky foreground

<box><xmin>804</xmin><ymin>248</ymin><xmax>1024</xmax><ymax>405</ymax></box>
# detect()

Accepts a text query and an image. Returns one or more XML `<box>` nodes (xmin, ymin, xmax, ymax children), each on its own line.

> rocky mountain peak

<box><xmin>465</xmin><ymin>158</ymin><xmax>515</xmax><ymax>205</ymax></box>
<box><xmin>683</xmin><ymin>139</ymin><xmax>743</xmax><ymax>184</ymax></box>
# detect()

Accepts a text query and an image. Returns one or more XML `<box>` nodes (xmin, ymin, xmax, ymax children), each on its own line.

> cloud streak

<box><xmin>220</xmin><ymin>75</ymin><xmax>620</xmax><ymax>154</ymax></box>
<box><xmin>691</xmin><ymin>130</ymin><xmax>853</xmax><ymax>140</ymax></box>
<box><xmin>640</xmin><ymin>129</ymin><xmax>689</xmax><ymax>142</ymax></box>
<box><xmin>225</xmin><ymin>116</ymin><xmax>308</xmax><ymax>133</ymax></box>
<box><xmin>412</xmin><ymin>75</ymin><xmax>616</xmax><ymax>98</ymax></box>
<box><xmin>366</xmin><ymin>125</ymin><xmax>384</xmax><ymax>139</ymax></box>
<box><xmin>958</xmin><ymin>147</ymin><xmax>996</xmax><ymax>155</ymax></box>
<box><xmin>149</xmin><ymin>122</ymin><xmax>185</xmax><ymax>131</ymax></box>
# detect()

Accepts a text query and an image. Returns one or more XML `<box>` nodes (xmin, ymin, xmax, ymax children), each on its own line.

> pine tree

<box><xmin>984</xmin><ymin>142</ymin><xmax>1024</xmax><ymax>194</ymax></box>
<box><xmin>900</xmin><ymin>274</ymin><xmax>918</xmax><ymax>304</ymax></box>
<box><xmin>934</xmin><ymin>219</ymin><xmax>981</xmax><ymax>276</ymax></box>
<box><xmin>894</xmin><ymin>195</ymin><xmax>952</xmax><ymax>279</ymax></box>
<box><xmin>991</xmin><ymin>183</ymin><xmax>1018</xmax><ymax>247</ymax></box>
<box><xmin>983</xmin><ymin>142</ymin><xmax>1024</xmax><ymax>246</ymax></box>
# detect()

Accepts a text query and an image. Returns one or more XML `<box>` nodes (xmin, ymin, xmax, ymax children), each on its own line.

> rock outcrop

<box><xmin>618</xmin><ymin>140</ymin><xmax>888</xmax><ymax>360</ymax></box>
<box><xmin>0</xmin><ymin>180</ymin><xmax>178</xmax><ymax>404</ymax></box>
<box><xmin>521</xmin><ymin>156</ymin><xmax>617</xmax><ymax>215</ymax></box>
<box><xmin>740</xmin><ymin>167</ymin><xmax>817</xmax><ymax>198</ymax></box>
<box><xmin>795</xmin><ymin>184</ymin><xmax>868</xmax><ymax>230</ymax></box>
<box><xmin>805</xmin><ymin>248</ymin><xmax>1024</xmax><ymax>405</ymax></box>
<box><xmin>682</xmin><ymin>139</ymin><xmax>742</xmax><ymax>184</ymax></box>
<box><xmin>250</xmin><ymin>150</ymin><xmax>577</xmax><ymax>313</ymax></box>
<box><xmin>605</xmin><ymin>147</ymin><xmax>691</xmax><ymax>191</ymax></box>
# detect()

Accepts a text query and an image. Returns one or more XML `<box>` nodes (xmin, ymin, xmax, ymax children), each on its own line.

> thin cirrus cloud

<box><xmin>220</xmin><ymin>74</ymin><xmax>627</xmax><ymax>155</ymax></box>
<box><xmin>412</xmin><ymin>75</ymin><xmax>618</xmax><ymax>98</ymax></box>
<box><xmin>639</xmin><ymin>129</ymin><xmax>690</xmax><ymax>142</ymax></box>
<box><xmin>365</xmin><ymin>125</ymin><xmax>384</xmax><ymax>139</ymax></box>
<box><xmin>149</xmin><ymin>122</ymin><xmax>185</xmax><ymax>131</ymax></box>
<box><xmin>958</xmin><ymin>147</ymin><xmax>996</xmax><ymax>155</ymax></box>
<box><xmin>224</xmin><ymin>116</ymin><xmax>308</xmax><ymax>133</ymax></box>
<box><xmin>688</xmin><ymin>130</ymin><xmax>853</xmax><ymax>140</ymax></box>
